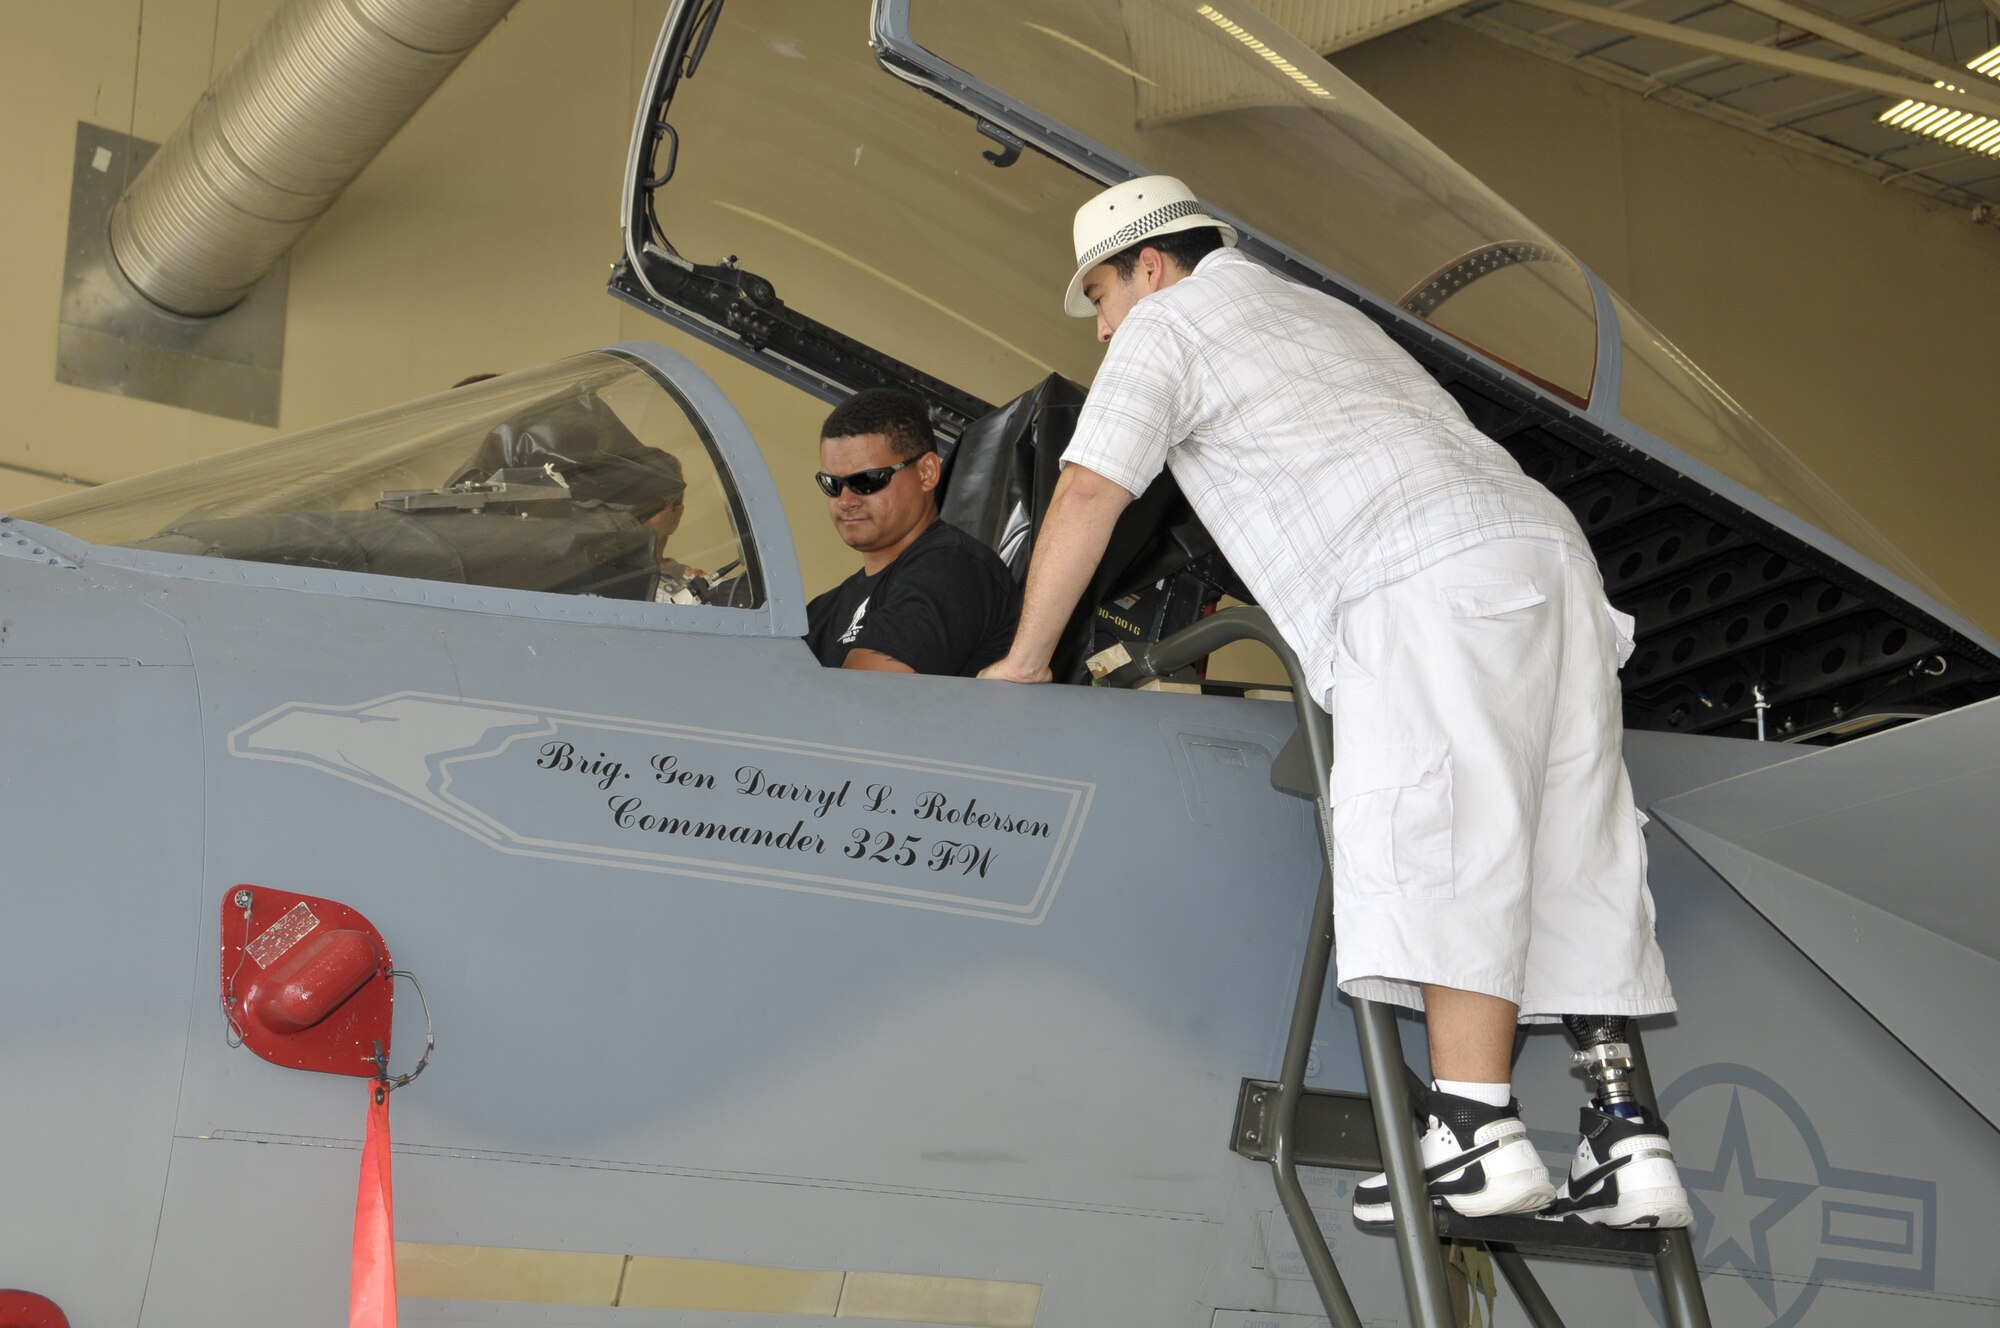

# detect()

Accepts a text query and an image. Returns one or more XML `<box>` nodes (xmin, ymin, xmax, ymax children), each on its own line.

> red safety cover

<box><xmin>221</xmin><ymin>885</ymin><xmax>393</xmax><ymax>1078</ymax></box>
<box><xmin>0</xmin><ymin>1291</ymin><xmax>69</xmax><ymax>1328</ymax></box>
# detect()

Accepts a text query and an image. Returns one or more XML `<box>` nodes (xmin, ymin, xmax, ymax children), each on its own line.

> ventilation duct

<box><xmin>108</xmin><ymin>0</ymin><xmax>518</xmax><ymax>317</ymax></box>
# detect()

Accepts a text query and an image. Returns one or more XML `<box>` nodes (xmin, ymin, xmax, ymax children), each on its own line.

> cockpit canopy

<box><xmin>18</xmin><ymin>353</ymin><xmax>763</xmax><ymax>608</ymax></box>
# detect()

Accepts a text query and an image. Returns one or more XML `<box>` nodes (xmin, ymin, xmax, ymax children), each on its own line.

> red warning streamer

<box><xmin>350</xmin><ymin>1082</ymin><xmax>397</xmax><ymax>1328</ymax></box>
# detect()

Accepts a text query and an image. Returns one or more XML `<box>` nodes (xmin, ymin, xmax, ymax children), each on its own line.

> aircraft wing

<box><xmin>1652</xmin><ymin>698</ymin><xmax>2000</xmax><ymax>1127</ymax></box>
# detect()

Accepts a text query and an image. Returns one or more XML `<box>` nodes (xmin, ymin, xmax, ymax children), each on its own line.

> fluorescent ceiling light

<box><xmin>1195</xmin><ymin>4</ymin><xmax>1334</xmax><ymax>99</ymax></box>
<box><xmin>1879</xmin><ymin>46</ymin><xmax>2000</xmax><ymax>156</ymax></box>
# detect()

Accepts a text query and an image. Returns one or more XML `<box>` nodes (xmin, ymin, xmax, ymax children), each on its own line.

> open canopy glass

<box><xmin>626</xmin><ymin>0</ymin><xmax>1945</xmax><ymax>609</ymax></box>
<box><xmin>17</xmin><ymin>353</ymin><xmax>759</xmax><ymax>606</ymax></box>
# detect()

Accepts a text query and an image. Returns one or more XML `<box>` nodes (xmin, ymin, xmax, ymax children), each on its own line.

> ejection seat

<box><xmin>936</xmin><ymin>372</ymin><xmax>1248</xmax><ymax>684</ymax></box>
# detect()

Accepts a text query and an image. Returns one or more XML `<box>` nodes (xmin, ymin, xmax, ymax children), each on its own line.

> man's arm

<box><xmin>978</xmin><ymin>464</ymin><xmax>1134</xmax><ymax>683</ymax></box>
<box><xmin>841</xmin><ymin>648</ymin><xmax>915</xmax><ymax>673</ymax></box>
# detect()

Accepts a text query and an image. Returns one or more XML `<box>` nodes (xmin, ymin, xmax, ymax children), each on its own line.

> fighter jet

<box><xmin>2</xmin><ymin>3</ymin><xmax>1995</xmax><ymax>1327</ymax></box>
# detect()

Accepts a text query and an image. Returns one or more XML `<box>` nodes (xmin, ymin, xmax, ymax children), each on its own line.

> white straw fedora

<box><xmin>1063</xmin><ymin>175</ymin><xmax>1237</xmax><ymax>317</ymax></box>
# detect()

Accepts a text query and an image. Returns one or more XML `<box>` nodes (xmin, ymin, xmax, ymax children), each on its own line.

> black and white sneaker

<box><xmin>1352</xmin><ymin>1088</ymin><xmax>1556</xmax><ymax>1228</ymax></box>
<box><xmin>1540</xmin><ymin>1104</ymin><xmax>1693</xmax><ymax>1228</ymax></box>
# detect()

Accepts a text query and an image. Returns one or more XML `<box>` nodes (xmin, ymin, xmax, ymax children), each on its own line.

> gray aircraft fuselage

<box><xmin>1</xmin><ymin>342</ymin><xmax>1994</xmax><ymax>1327</ymax></box>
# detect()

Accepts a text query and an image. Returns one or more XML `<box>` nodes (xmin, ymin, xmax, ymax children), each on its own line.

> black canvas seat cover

<box><xmin>132</xmin><ymin>507</ymin><xmax>657</xmax><ymax>599</ymax></box>
<box><xmin>938</xmin><ymin>372</ymin><xmax>1247</xmax><ymax>683</ymax></box>
<box><xmin>452</xmin><ymin>383</ymin><xmax>686</xmax><ymax>520</ymax></box>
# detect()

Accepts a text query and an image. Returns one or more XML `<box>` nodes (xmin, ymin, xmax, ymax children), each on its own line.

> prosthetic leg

<box><xmin>1562</xmin><ymin>1014</ymin><xmax>1645</xmax><ymax>1119</ymax></box>
<box><xmin>1544</xmin><ymin>1015</ymin><xmax>1694</xmax><ymax>1227</ymax></box>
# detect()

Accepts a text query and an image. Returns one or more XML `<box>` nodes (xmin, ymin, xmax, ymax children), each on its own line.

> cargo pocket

<box><xmin>1330</xmin><ymin>743</ymin><xmax>1455</xmax><ymax>904</ymax></box>
<box><xmin>1440</xmin><ymin>578</ymin><xmax>1547</xmax><ymax>620</ymax></box>
<box><xmin>1605</xmin><ymin>601</ymin><xmax>1638</xmax><ymax>668</ymax></box>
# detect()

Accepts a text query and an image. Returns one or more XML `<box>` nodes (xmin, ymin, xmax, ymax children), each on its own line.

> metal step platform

<box><xmin>1231</xmin><ymin>1081</ymin><xmax>1670</xmax><ymax>1260</ymax></box>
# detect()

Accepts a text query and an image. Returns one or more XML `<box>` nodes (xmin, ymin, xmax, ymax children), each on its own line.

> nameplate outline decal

<box><xmin>227</xmin><ymin>692</ymin><xmax>1094</xmax><ymax>925</ymax></box>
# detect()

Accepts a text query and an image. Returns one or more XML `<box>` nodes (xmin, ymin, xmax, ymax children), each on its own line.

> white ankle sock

<box><xmin>1434</xmin><ymin>1078</ymin><xmax>1511</xmax><ymax>1108</ymax></box>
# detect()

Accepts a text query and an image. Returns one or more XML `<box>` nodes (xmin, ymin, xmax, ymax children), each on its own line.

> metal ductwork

<box><xmin>109</xmin><ymin>0</ymin><xmax>518</xmax><ymax>317</ymax></box>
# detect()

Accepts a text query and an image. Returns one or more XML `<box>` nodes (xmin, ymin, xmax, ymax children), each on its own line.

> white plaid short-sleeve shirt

<box><xmin>1062</xmin><ymin>247</ymin><xmax>1589</xmax><ymax>702</ymax></box>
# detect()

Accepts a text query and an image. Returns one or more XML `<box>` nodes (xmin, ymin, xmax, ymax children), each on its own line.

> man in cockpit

<box><xmin>982</xmin><ymin>176</ymin><xmax>1689</xmax><ymax>1233</ymax></box>
<box><xmin>639</xmin><ymin>475</ymin><xmax>702</xmax><ymax>601</ymax></box>
<box><xmin>807</xmin><ymin>388</ymin><xmax>1018</xmax><ymax>675</ymax></box>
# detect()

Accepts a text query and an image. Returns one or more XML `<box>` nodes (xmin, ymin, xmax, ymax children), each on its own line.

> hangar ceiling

<box><xmin>1293</xmin><ymin>0</ymin><xmax>2000</xmax><ymax>211</ymax></box>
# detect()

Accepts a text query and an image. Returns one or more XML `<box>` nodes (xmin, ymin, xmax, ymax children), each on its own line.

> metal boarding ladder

<box><xmin>1103</xmin><ymin>607</ymin><xmax>1712</xmax><ymax>1328</ymax></box>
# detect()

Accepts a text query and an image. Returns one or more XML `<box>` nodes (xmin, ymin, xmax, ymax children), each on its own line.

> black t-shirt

<box><xmin>806</xmin><ymin>520</ymin><xmax>1020</xmax><ymax>676</ymax></box>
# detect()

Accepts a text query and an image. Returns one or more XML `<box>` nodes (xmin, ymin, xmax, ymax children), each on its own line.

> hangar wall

<box><xmin>0</xmin><ymin>0</ymin><xmax>849</xmax><ymax>588</ymax></box>
<box><xmin>0</xmin><ymin>3</ymin><xmax>1991</xmax><ymax>633</ymax></box>
<box><xmin>1337</xmin><ymin>19</ymin><xmax>2000</xmax><ymax>633</ymax></box>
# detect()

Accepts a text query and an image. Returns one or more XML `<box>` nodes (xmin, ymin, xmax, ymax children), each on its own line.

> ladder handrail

<box><xmin>1098</xmin><ymin>606</ymin><xmax>1329</xmax><ymax>777</ymax></box>
<box><xmin>1628</xmin><ymin>1024</ymin><xmax>1715</xmax><ymax>1327</ymax></box>
<box><xmin>1102</xmin><ymin>608</ymin><xmax>1455</xmax><ymax>1324</ymax></box>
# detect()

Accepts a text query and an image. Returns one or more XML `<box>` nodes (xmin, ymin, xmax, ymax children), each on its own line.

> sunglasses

<box><xmin>814</xmin><ymin>458</ymin><xmax>916</xmax><ymax>497</ymax></box>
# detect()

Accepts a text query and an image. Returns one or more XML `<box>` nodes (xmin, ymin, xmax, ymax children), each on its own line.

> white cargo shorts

<box><xmin>1327</xmin><ymin>539</ymin><xmax>1675</xmax><ymax>1023</ymax></box>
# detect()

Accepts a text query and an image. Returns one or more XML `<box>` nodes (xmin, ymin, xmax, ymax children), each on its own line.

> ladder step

<box><xmin>1427</xmin><ymin>1210</ymin><xmax>1672</xmax><ymax>1260</ymax></box>
<box><xmin>1234</xmin><ymin>1080</ymin><xmax>1676</xmax><ymax>1262</ymax></box>
<box><xmin>1232</xmin><ymin>1080</ymin><xmax>1383</xmax><ymax>1171</ymax></box>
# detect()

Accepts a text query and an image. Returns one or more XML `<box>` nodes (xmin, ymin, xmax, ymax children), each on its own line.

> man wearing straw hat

<box><xmin>980</xmin><ymin>176</ymin><xmax>1691</xmax><ymax>1232</ymax></box>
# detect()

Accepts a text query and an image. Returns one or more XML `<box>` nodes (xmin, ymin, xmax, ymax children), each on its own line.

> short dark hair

<box><xmin>820</xmin><ymin>388</ymin><xmax>937</xmax><ymax>461</ymax></box>
<box><xmin>1107</xmin><ymin>226</ymin><xmax>1226</xmax><ymax>282</ymax></box>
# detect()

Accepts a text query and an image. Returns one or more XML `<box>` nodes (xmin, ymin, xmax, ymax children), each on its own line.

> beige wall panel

<box><xmin>272</xmin><ymin>0</ymin><xmax>633</xmax><ymax>427</ymax></box>
<box><xmin>0</xmin><ymin>472</ymin><xmax>85</xmax><ymax>509</ymax></box>
<box><xmin>1337</xmin><ymin>21</ymin><xmax>2000</xmax><ymax>633</ymax></box>
<box><xmin>0</xmin><ymin>2</ymin><xmax>634</xmax><ymax>503</ymax></box>
<box><xmin>0</xmin><ymin>0</ymin><xmax>273</xmax><ymax>491</ymax></box>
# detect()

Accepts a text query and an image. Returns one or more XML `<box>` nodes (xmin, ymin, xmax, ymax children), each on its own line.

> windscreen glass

<box><xmin>634</xmin><ymin>0</ymin><xmax>1593</xmax><ymax>398</ymax></box>
<box><xmin>892</xmin><ymin>1</ymin><xmax>1936</xmax><ymax>600</ymax></box>
<box><xmin>903</xmin><ymin>0</ymin><xmax>1599</xmax><ymax>402</ymax></box>
<box><xmin>16</xmin><ymin>353</ymin><xmax>759</xmax><ymax>608</ymax></box>
<box><xmin>635</xmin><ymin>0</ymin><xmax>1102</xmax><ymax>404</ymax></box>
<box><xmin>1611</xmin><ymin>294</ymin><xmax>1944</xmax><ymax>601</ymax></box>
